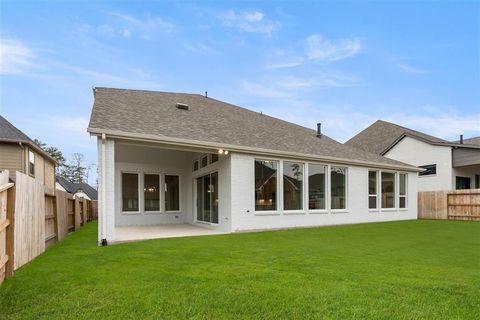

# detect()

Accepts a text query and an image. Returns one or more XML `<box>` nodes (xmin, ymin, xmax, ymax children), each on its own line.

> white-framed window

<box><xmin>381</xmin><ymin>172</ymin><xmax>396</xmax><ymax>209</ymax></box>
<box><xmin>28</xmin><ymin>150</ymin><xmax>35</xmax><ymax>176</ymax></box>
<box><xmin>283</xmin><ymin>161</ymin><xmax>303</xmax><ymax>211</ymax></box>
<box><xmin>122</xmin><ymin>172</ymin><xmax>139</xmax><ymax>212</ymax></box>
<box><xmin>165</xmin><ymin>175</ymin><xmax>180</xmax><ymax>211</ymax></box>
<box><xmin>331</xmin><ymin>166</ymin><xmax>347</xmax><ymax>210</ymax></box>
<box><xmin>399</xmin><ymin>173</ymin><xmax>407</xmax><ymax>209</ymax></box>
<box><xmin>255</xmin><ymin>159</ymin><xmax>278</xmax><ymax>211</ymax></box>
<box><xmin>201</xmin><ymin>156</ymin><xmax>208</xmax><ymax>168</ymax></box>
<box><xmin>144</xmin><ymin>174</ymin><xmax>160</xmax><ymax>212</ymax></box>
<box><xmin>210</xmin><ymin>153</ymin><xmax>219</xmax><ymax>164</ymax></box>
<box><xmin>308</xmin><ymin>163</ymin><xmax>326</xmax><ymax>210</ymax></box>
<box><xmin>368</xmin><ymin>170</ymin><xmax>378</xmax><ymax>209</ymax></box>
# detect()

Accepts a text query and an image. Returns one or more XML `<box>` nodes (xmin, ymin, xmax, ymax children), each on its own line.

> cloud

<box><xmin>242</xmin><ymin>81</ymin><xmax>291</xmax><ymax>98</ymax></box>
<box><xmin>88</xmin><ymin>12</ymin><xmax>174</xmax><ymax>39</ymax></box>
<box><xmin>98</xmin><ymin>24</ymin><xmax>132</xmax><ymax>38</ymax></box>
<box><xmin>305</xmin><ymin>34</ymin><xmax>363</xmax><ymax>62</ymax></box>
<box><xmin>398</xmin><ymin>63</ymin><xmax>427</xmax><ymax>74</ymax></box>
<box><xmin>243</xmin><ymin>73</ymin><xmax>360</xmax><ymax>98</ymax></box>
<box><xmin>265</xmin><ymin>60</ymin><xmax>304</xmax><ymax>69</ymax></box>
<box><xmin>183</xmin><ymin>41</ymin><xmax>218</xmax><ymax>55</ymax></box>
<box><xmin>0</xmin><ymin>38</ymin><xmax>36</xmax><ymax>74</ymax></box>
<box><xmin>110</xmin><ymin>12</ymin><xmax>174</xmax><ymax>32</ymax></box>
<box><xmin>220</xmin><ymin>10</ymin><xmax>280</xmax><ymax>35</ymax></box>
<box><xmin>385</xmin><ymin>112</ymin><xmax>480</xmax><ymax>139</ymax></box>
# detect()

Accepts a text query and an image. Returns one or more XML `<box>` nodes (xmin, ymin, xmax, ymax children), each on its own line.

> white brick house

<box><xmin>88</xmin><ymin>88</ymin><xmax>421</xmax><ymax>244</ymax></box>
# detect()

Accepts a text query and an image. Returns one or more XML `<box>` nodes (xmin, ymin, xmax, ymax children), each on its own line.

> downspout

<box><xmin>101</xmin><ymin>133</ymin><xmax>108</xmax><ymax>246</ymax></box>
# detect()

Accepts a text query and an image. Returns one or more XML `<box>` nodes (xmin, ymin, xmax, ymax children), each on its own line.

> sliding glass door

<box><xmin>196</xmin><ymin>172</ymin><xmax>218</xmax><ymax>224</ymax></box>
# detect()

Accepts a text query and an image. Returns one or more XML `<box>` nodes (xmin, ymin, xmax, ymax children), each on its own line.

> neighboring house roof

<box><xmin>0</xmin><ymin>115</ymin><xmax>57</xmax><ymax>163</ymax></box>
<box><xmin>345</xmin><ymin>120</ymin><xmax>480</xmax><ymax>155</ymax></box>
<box><xmin>56</xmin><ymin>176</ymin><xmax>98</xmax><ymax>200</ymax></box>
<box><xmin>452</xmin><ymin>136</ymin><xmax>480</xmax><ymax>146</ymax></box>
<box><xmin>88</xmin><ymin>87</ymin><xmax>418</xmax><ymax>171</ymax></box>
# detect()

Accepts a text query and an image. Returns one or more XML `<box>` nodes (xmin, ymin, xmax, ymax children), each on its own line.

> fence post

<box><xmin>5</xmin><ymin>186</ymin><xmax>15</xmax><ymax>278</ymax></box>
<box><xmin>74</xmin><ymin>198</ymin><xmax>81</xmax><ymax>231</ymax></box>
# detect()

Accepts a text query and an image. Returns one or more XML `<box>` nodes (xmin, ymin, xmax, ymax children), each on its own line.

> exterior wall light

<box><xmin>218</xmin><ymin>149</ymin><xmax>224</xmax><ymax>154</ymax></box>
<box><xmin>224</xmin><ymin>150</ymin><xmax>229</xmax><ymax>155</ymax></box>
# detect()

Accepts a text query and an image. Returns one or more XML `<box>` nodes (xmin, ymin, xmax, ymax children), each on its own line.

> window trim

<box><xmin>330</xmin><ymin>165</ymin><xmax>348</xmax><ymax>212</ymax></box>
<box><xmin>306</xmin><ymin>162</ymin><xmax>328</xmax><ymax>213</ymax></box>
<box><xmin>398</xmin><ymin>172</ymin><xmax>408</xmax><ymax>210</ymax></box>
<box><xmin>282</xmin><ymin>161</ymin><xmax>305</xmax><ymax>212</ymax></box>
<box><xmin>380</xmin><ymin>170</ymin><xmax>397</xmax><ymax>210</ymax></box>
<box><xmin>28</xmin><ymin>150</ymin><xmax>35</xmax><ymax>177</ymax></box>
<box><xmin>368</xmin><ymin>170</ymin><xmax>379</xmax><ymax>211</ymax></box>
<box><xmin>121</xmin><ymin>171</ymin><xmax>141</xmax><ymax>215</ymax></box>
<box><xmin>254</xmin><ymin>158</ymin><xmax>280</xmax><ymax>215</ymax></box>
<box><xmin>143</xmin><ymin>173</ymin><xmax>162</xmax><ymax>214</ymax></box>
<box><xmin>164</xmin><ymin>173</ymin><xmax>181</xmax><ymax>213</ymax></box>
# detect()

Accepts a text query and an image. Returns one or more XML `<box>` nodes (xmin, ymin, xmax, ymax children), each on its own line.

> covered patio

<box><xmin>113</xmin><ymin>224</ymin><xmax>227</xmax><ymax>243</ymax></box>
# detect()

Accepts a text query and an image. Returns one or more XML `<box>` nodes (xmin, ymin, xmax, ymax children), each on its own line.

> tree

<box><xmin>33</xmin><ymin>139</ymin><xmax>66</xmax><ymax>174</ymax></box>
<box><xmin>64</xmin><ymin>153</ymin><xmax>88</xmax><ymax>184</ymax></box>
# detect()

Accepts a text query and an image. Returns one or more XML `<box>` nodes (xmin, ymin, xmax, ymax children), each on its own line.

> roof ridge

<box><xmin>94</xmin><ymin>87</ymin><xmax>204</xmax><ymax>97</ymax></box>
<box><xmin>376</xmin><ymin>119</ymin><xmax>448</xmax><ymax>143</ymax></box>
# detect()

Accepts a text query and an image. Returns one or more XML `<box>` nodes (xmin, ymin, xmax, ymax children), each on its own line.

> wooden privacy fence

<box><xmin>0</xmin><ymin>171</ymin><xmax>14</xmax><ymax>284</ymax></box>
<box><xmin>418</xmin><ymin>189</ymin><xmax>480</xmax><ymax>221</ymax></box>
<box><xmin>0</xmin><ymin>170</ymin><xmax>98</xmax><ymax>285</ymax></box>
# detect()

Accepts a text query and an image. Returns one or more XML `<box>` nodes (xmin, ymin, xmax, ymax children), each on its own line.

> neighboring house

<box><xmin>88</xmin><ymin>87</ymin><xmax>421</xmax><ymax>244</ymax></box>
<box><xmin>345</xmin><ymin>120</ymin><xmax>480</xmax><ymax>192</ymax></box>
<box><xmin>0</xmin><ymin>116</ymin><xmax>56</xmax><ymax>194</ymax></box>
<box><xmin>56</xmin><ymin>176</ymin><xmax>98</xmax><ymax>200</ymax></box>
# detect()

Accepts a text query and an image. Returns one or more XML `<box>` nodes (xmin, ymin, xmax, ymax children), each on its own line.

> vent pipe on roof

<box><xmin>205</xmin><ymin>91</ymin><xmax>208</xmax><ymax>98</ymax></box>
<box><xmin>317</xmin><ymin>123</ymin><xmax>322</xmax><ymax>138</ymax></box>
<box><xmin>460</xmin><ymin>134</ymin><xmax>464</xmax><ymax>144</ymax></box>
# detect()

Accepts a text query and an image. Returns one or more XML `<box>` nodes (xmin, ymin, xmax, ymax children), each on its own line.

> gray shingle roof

<box><xmin>345</xmin><ymin>120</ymin><xmax>480</xmax><ymax>155</ymax></box>
<box><xmin>56</xmin><ymin>176</ymin><xmax>98</xmax><ymax>200</ymax></box>
<box><xmin>452</xmin><ymin>136</ymin><xmax>480</xmax><ymax>146</ymax></box>
<box><xmin>0</xmin><ymin>115</ymin><xmax>33</xmax><ymax>141</ymax></box>
<box><xmin>0</xmin><ymin>116</ymin><xmax>56</xmax><ymax>163</ymax></box>
<box><xmin>88</xmin><ymin>87</ymin><xmax>417</xmax><ymax>169</ymax></box>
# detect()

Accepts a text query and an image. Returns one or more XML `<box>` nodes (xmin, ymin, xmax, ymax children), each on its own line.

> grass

<box><xmin>0</xmin><ymin>220</ymin><xmax>479</xmax><ymax>319</ymax></box>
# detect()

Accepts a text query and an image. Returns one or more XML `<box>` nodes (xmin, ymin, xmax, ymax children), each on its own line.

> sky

<box><xmin>1</xmin><ymin>1</ymin><xmax>479</xmax><ymax>185</ymax></box>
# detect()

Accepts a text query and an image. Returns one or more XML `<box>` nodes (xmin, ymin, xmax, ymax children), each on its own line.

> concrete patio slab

<box><xmin>113</xmin><ymin>224</ymin><xmax>226</xmax><ymax>243</ymax></box>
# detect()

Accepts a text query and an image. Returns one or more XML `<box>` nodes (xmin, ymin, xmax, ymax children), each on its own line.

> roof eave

<box><xmin>88</xmin><ymin>127</ymin><xmax>423</xmax><ymax>172</ymax></box>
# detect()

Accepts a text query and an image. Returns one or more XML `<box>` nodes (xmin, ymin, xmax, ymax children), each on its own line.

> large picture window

<box><xmin>399</xmin><ymin>173</ymin><xmax>407</xmax><ymax>208</ymax></box>
<box><xmin>368</xmin><ymin>171</ymin><xmax>378</xmax><ymax>209</ymax></box>
<box><xmin>381</xmin><ymin>172</ymin><xmax>396</xmax><ymax>209</ymax></box>
<box><xmin>255</xmin><ymin>160</ymin><xmax>278</xmax><ymax>211</ymax></box>
<box><xmin>331</xmin><ymin>167</ymin><xmax>346</xmax><ymax>210</ymax></box>
<box><xmin>122</xmin><ymin>173</ymin><xmax>139</xmax><ymax>212</ymax></box>
<box><xmin>144</xmin><ymin>174</ymin><xmax>160</xmax><ymax>211</ymax></box>
<box><xmin>283</xmin><ymin>162</ymin><xmax>303</xmax><ymax>210</ymax></box>
<box><xmin>308</xmin><ymin>164</ymin><xmax>326</xmax><ymax>210</ymax></box>
<box><xmin>165</xmin><ymin>175</ymin><xmax>180</xmax><ymax>211</ymax></box>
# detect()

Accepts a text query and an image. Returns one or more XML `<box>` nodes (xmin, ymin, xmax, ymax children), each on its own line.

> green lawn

<box><xmin>1</xmin><ymin>220</ymin><xmax>479</xmax><ymax>319</ymax></box>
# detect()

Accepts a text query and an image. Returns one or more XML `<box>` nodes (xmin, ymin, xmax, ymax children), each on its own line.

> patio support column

<box><xmin>98</xmin><ymin>135</ymin><xmax>115</xmax><ymax>244</ymax></box>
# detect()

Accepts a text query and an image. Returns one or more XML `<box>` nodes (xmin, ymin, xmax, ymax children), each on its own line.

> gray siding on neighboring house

<box><xmin>0</xmin><ymin>143</ymin><xmax>24</xmax><ymax>180</ymax></box>
<box><xmin>452</xmin><ymin>148</ymin><xmax>480</xmax><ymax>167</ymax></box>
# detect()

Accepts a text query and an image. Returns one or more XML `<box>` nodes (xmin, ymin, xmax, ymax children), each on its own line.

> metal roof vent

<box><xmin>176</xmin><ymin>103</ymin><xmax>189</xmax><ymax>110</ymax></box>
